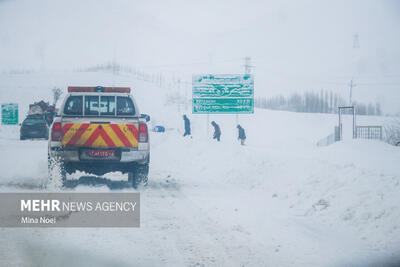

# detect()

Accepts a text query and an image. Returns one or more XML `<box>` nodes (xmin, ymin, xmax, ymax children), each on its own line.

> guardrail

<box><xmin>316</xmin><ymin>126</ymin><xmax>339</xmax><ymax>147</ymax></box>
<box><xmin>316</xmin><ymin>132</ymin><xmax>336</xmax><ymax>147</ymax></box>
<box><xmin>317</xmin><ymin>125</ymin><xmax>383</xmax><ymax>147</ymax></box>
<box><xmin>356</xmin><ymin>126</ymin><xmax>382</xmax><ymax>140</ymax></box>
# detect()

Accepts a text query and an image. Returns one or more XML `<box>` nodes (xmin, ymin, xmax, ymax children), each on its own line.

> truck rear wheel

<box><xmin>48</xmin><ymin>155</ymin><xmax>67</xmax><ymax>186</ymax></box>
<box><xmin>128</xmin><ymin>163</ymin><xmax>149</xmax><ymax>189</ymax></box>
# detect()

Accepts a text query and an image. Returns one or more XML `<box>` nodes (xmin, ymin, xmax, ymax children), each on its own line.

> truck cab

<box><xmin>48</xmin><ymin>86</ymin><xmax>150</xmax><ymax>188</ymax></box>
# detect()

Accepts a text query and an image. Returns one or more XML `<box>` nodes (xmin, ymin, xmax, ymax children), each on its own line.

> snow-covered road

<box><xmin>0</xmin><ymin>117</ymin><xmax>399</xmax><ymax>266</ymax></box>
<box><xmin>0</xmin><ymin>72</ymin><xmax>399</xmax><ymax>266</ymax></box>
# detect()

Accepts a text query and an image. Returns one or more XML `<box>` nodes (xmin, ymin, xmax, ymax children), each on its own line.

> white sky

<box><xmin>0</xmin><ymin>0</ymin><xmax>399</xmax><ymax>113</ymax></box>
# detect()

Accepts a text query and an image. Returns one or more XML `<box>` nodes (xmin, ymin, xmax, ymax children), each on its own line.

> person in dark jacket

<box><xmin>211</xmin><ymin>121</ymin><xmax>221</xmax><ymax>141</ymax></box>
<box><xmin>237</xmin><ymin>124</ymin><xmax>246</xmax><ymax>145</ymax></box>
<box><xmin>183</xmin><ymin>115</ymin><xmax>191</xmax><ymax>137</ymax></box>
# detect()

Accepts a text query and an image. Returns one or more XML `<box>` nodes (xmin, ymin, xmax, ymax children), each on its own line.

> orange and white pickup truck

<box><xmin>48</xmin><ymin>86</ymin><xmax>150</xmax><ymax>188</ymax></box>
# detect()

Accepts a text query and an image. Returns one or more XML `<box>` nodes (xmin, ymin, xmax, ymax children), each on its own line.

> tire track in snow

<box><xmin>143</xmin><ymin>172</ymin><xmax>272</xmax><ymax>266</ymax></box>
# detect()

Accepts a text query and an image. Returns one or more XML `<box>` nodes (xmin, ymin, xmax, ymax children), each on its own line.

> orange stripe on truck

<box><xmin>61</xmin><ymin>123</ymin><xmax>138</xmax><ymax>147</ymax></box>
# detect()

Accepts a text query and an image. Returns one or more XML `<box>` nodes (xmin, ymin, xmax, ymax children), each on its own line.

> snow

<box><xmin>0</xmin><ymin>71</ymin><xmax>399</xmax><ymax>266</ymax></box>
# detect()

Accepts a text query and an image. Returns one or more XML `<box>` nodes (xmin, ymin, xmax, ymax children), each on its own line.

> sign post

<box><xmin>192</xmin><ymin>74</ymin><xmax>254</xmax><ymax>139</ymax></box>
<box><xmin>1</xmin><ymin>103</ymin><xmax>18</xmax><ymax>125</ymax></box>
<box><xmin>192</xmin><ymin>74</ymin><xmax>254</xmax><ymax>114</ymax></box>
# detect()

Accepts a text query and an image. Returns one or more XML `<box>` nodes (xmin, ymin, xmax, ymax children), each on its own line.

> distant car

<box><xmin>20</xmin><ymin>116</ymin><xmax>49</xmax><ymax>140</ymax></box>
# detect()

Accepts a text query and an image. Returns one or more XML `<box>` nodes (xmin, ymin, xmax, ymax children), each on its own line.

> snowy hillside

<box><xmin>0</xmin><ymin>71</ymin><xmax>399</xmax><ymax>266</ymax></box>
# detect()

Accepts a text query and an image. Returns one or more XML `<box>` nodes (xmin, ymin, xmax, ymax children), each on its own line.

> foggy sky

<box><xmin>0</xmin><ymin>0</ymin><xmax>399</xmax><ymax>113</ymax></box>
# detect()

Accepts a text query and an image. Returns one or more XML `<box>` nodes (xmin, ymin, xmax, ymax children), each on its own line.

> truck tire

<box><xmin>48</xmin><ymin>155</ymin><xmax>67</xmax><ymax>186</ymax></box>
<box><xmin>128</xmin><ymin>163</ymin><xmax>149</xmax><ymax>189</ymax></box>
<box><xmin>60</xmin><ymin>167</ymin><xmax>67</xmax><ymax>185</ymax></box>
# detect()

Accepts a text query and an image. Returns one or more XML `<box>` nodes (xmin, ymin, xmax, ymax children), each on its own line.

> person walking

<box><xmin>183</xmin><ymin>115</ymin><xmax>191</xmax><ymax>137</ymax></box>
<box><xmin>237</xmin><ymin>124</ymin><xmax>246</xmax><ymax>145</ymax></box>
<box><xmin>211</xmin><ymin>121</ymin><xmax>221</xmax><ymax>141</ymax></box>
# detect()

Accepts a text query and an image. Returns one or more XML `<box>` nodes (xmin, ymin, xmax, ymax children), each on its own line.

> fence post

<box><xmin>353</xmin><ymin>107</ymin><xmax>356</xmax><ymax>139</ymax></box>
<box><xmin>335</xmin><ymin>126</ymin><xmax>340</xmax><ymax>141</ymax></box>
<box><xmin>338</xmin><ymin>110</ymin><xmax>341</xmax><ymax>141</ymax></box>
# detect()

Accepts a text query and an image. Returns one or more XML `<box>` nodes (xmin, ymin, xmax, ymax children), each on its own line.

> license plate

<box><xmin>87</xmin><ymin>150</ymin><xmax>115</xmax><ymax>158</ymax></box>
<box><xmin>80</xmin><ymin>149</ymin><xmax>119</xmax><ymax>161</ymax></box>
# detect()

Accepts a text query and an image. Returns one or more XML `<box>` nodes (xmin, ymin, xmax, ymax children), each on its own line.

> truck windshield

<box><xmin>117</xmin><ymin>96</ymin><xmax>135</xmax><ymax>116</ymax></box>
<box><xmin>100</xmin><ymin>96</ymin><xmax>116</xmax><ymax>115</ymax></box>
<box><xmin>85</xmin><ymin>96</ymin><xmax>99</xmax><ymax>115</ymax></box>
<box><xmin>64</xmin><ymin>95</ymin><xmax>135</xmax><ymax>116</ymax></box>
<box><xmin>64</xmin><ymin>96</ymin><xmax>83</xmax><ymax>115</ymax></box>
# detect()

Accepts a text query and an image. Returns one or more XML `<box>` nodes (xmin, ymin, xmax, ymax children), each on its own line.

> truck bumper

<box><xmin>49</xmin><ymin>147</ymin><xmax>149</xmax><ymax>163</ymax></box>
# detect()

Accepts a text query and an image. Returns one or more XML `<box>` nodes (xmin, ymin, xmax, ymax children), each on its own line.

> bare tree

<box><xmin>52</xmin><ymin>87</ymin><xmax>63</xmax><ymax>106</ymax></box>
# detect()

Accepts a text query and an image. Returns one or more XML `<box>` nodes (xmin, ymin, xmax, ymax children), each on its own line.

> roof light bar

<box><xmin>68</xmin><ymin>86</ymin><xmax>131</xmax><ymax>93</ymax></box>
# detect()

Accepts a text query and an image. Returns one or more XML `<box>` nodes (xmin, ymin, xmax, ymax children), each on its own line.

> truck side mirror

<box><xmin>141</xmin><ymin>114</ymin><xmax>150</xmax><ymax>122</ymax></box>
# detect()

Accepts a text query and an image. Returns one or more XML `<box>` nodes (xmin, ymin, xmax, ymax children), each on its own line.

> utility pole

<box><xmin>243</xmin><ymin>57</ymin><xmax>253</xmax><ymax>74</ymax></box>
<box><xmin>238</xmin><ymin>56</ymin><xmax>254</xmax><ymax>126</ymax></box>
<box><xmin>348</xmin><ymin>79</ymin><xmax>356</xmax><ymax>105</ymax></box>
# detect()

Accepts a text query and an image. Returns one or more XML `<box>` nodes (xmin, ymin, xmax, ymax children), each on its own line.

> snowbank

<box><xmin>0</xmin><ymin>71</ymin><xmax>399</xmax><ymax>266</ymax></box>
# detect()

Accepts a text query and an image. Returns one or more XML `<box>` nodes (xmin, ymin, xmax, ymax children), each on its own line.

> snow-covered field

<box><xmin>0</xmin><ymin>71</ymin><xmax>399</xmax><ymax>266</ymax></box>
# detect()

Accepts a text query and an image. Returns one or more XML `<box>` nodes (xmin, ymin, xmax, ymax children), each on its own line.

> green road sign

<box><xmin>193</xmin><ymin>98</ymin><xmax>254</xmax><ymax>114</ymax></box>
<box><xmin>193</xmin><ymin>74</ymin><xmax>253</xmax><ymax>98</ymax></box>
<box><xmin>1</xmin><ymin>103</ymin><xmax>18</xmax><ymax>125</ymax></box>
<box><xmin>192</xmin><ymin>74</ymin><xmax>254</xmax><ymax>114</ymax></box>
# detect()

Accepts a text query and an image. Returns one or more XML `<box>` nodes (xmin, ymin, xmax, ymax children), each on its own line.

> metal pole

<box><xmin>207</xmin><ymin>113</ymin><xmax>209</xmax><ymax>138</ymax></box>
<box><xmin>235</xmin><ymin>114</ymin><xmax>239</xmax><ymax>126</ymax></box>
<box><xmin>338</xmin><ymin>108</ymin><xmax>341</xmax><ymax>141</ymax></box>
<box><xmin>348</xmin><ymin>79</ymin><xmax>356</xmax><ymax>105</ymax></box>
<box><xmin>354</xmin><ymin>107</ymin><xmax>356</xmax><ymax>138</ymax></box>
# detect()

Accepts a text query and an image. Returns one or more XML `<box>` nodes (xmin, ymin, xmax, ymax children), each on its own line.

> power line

<box><xmin>134</xmin><ymin>58</ymin><xmax>243</xmax><ymax>69</ymax></box>
<box><xmin>324</xmin><ymin>82</ymin><xmax>400</xmax><ymax>86</ymax></box>
<box><xmin>357</xmin><ymin>82</ymin><xmax>400</xmax><ymax>86</ymax></box>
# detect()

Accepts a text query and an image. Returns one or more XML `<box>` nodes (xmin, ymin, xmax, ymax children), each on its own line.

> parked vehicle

<box><xmin>20</xmin><ymin>116</ymin><xmax>49</xmax><ymax>140</ymax></box>
<box><xmin>48</xmin><ymin>86</ymin><xmax>150</xmax><ymax>188</ymax></box>
<box><xmin>28</xmin><ymin>101</ymin><xmax>56</xmax><ymax>126</ymax></box>
<box><xmin>152</xmin><ymin>125</ymin><xmax>165</xmax><ymax>132</ymax></box>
